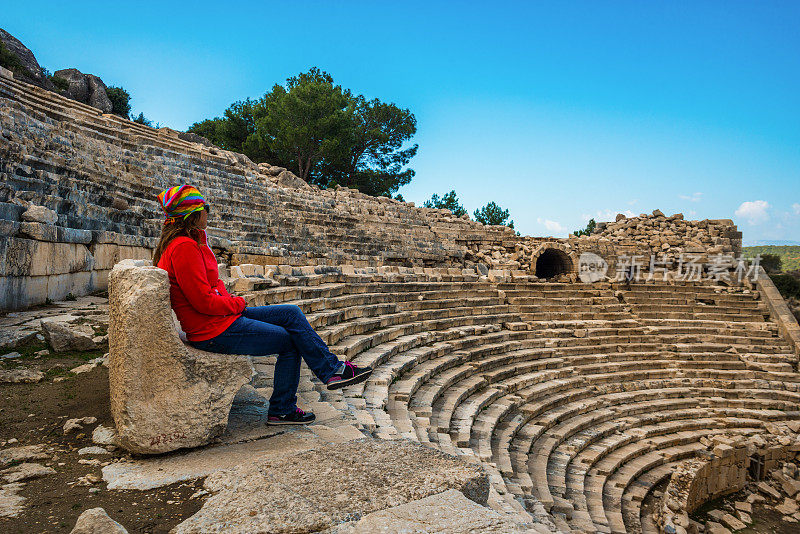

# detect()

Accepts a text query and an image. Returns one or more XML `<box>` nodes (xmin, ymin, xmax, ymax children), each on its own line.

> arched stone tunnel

<box><xmin>532</xmin><ymin>245</ymin><xmax>575</xmax><ymax>279</ymax></box>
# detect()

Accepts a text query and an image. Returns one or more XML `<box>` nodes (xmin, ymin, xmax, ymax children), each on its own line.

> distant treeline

<box><xmin>743</xmin><ymin>246</ymin><xmax>800</xmax><ymax>272</ymax></box>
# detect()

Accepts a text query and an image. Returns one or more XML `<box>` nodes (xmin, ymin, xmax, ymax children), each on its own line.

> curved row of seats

<box><xmin>1</xmin><ymin>74</ymin><xmax>513</xmax><ymax>267</ymax></box>
<box><xmin>239</xmin><ymin>272</ymin><xmax>798</xmax><ymax>532</ymax></box>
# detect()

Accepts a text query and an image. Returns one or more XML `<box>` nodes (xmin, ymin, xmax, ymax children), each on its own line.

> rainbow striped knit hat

<box><xmin>156</xmin><ymin>185</ymin><xmax>207</xmax><ymax>222</ymax></box>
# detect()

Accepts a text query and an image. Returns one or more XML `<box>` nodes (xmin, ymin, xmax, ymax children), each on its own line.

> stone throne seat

<box><xmin>108</xmin><ymin>260</ymin><xmax>254</xmax><ymax>455</ymax></box>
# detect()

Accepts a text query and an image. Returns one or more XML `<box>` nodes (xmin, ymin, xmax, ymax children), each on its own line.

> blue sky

<box><xmin>4</xmin><ymin>1</ymin><xmax>799</xmax><ymax>244</ymax></box>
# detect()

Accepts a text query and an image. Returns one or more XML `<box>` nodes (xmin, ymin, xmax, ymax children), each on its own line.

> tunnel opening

<box><xmin>535</xmin><ymin>248</ymin><xmax>573</xmax><ymax>279</ymax></box>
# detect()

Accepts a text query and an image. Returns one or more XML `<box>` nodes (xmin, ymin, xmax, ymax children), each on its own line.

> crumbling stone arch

<box><xmin>530</xmin><ymin>243</ymin><xmax>577</xmax><ymax>279</ymax></box>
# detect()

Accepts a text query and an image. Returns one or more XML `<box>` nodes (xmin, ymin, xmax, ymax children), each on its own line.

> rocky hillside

<box><xmin>0</xmin><ymin>28</ymin><xmax>113</xmax><ymax>112</ymax></box>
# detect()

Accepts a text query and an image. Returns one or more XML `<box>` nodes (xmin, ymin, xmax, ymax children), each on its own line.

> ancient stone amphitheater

<box><xmin>2</xmin><ymin>67</ymin><xmax>800</xmax><ymax>533</ymax></box>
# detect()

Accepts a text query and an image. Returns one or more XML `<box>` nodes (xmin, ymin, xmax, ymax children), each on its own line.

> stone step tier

<box><xmin>234</xmin><ymin>271</ymin><xmax>798</xmax><ymax>531</ymax></box>
<box><xmin>0</xmin><ymin>72</ymin><xmax>521</xmax><ymax>273</ymax></box>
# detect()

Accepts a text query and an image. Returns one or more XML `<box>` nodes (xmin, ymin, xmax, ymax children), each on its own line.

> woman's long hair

<box><xmin>152</xmin><ymin>210</ymin><xmax>206</xmax><ymax>266</ymax></box>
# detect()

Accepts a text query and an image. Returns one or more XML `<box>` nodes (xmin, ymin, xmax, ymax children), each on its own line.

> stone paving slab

<box><xmin>102</xmin><ymin>431</ymin><xmax>322</xmax><ymax>490</ymax></box>
<box><xmin>102</xmin><ymin>415</ymin><xmax>371</xmax><ymax>492</ymax></box>
<box><xmin>172</xmin><ymin>438</ymin><xmax>489</xmax><ymax>534</ymax></box>
<box><xmin>332</xmin><ymin>488</ymin><xmax>528</xmax><ymax>533</ymax></box>
<box><xmin>0</xmin><ymin>482</ymin><xmax>26</xmax><ymax>519</ymax></box>
<box><xmin>218</xmin><ymin>405</ymin><xmax>286</xmax><ymax>445</ymax></box>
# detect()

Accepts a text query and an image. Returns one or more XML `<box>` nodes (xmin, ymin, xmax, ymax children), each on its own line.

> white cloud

<box><xmin>537</xmin><ymin>217</ymin><xmax>566</xmax><ymax>234</ymax></box>
<box><xmin>793</xmin><ymin>203</ymin><xmax>800</xmax><ymax>215</ymax></box>
<box><xmin>593</xmin><ymin>209</ymin><xmax>636</xmax><ymax>221</ymax></box>
<box><xmin>735</xmin><ymin>200</ymin><xmax>770</xmax><ymax>225</ymax></box>
<box><xmin>679</xmin><ymin>192</ymin><xmax>703</xmax><ymax>202</ymax></box>
<box><xmin>627</xmin><ymin>199</ymin><xmax>638</xmax><ymax>206</ymax></box>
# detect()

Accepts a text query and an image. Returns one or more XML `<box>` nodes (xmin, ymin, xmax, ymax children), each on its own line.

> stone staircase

<box><xmin>239</xmin><ymin>270</ymin><xmax>798</xmax><ymax>533</ymax></box>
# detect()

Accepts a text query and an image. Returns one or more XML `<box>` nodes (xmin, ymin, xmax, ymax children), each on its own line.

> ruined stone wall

<box><xmin>0</xmin><ymin>69</ymin><xmax>742</xmax><ymax>309</ymax></box>
<box><xmin>578</xmin><ymin>210</ymin><xmax>743</xmax><ymax>259</ymax></box>
<box><xmin>655</xmin><ymin>430</ymin><xmax>800</xmax><ymax>533</ymax></box>
<box><xmin>464</xmin><ymin>211</ymin><xmax>743</xmax><ymax>278</ymax></box>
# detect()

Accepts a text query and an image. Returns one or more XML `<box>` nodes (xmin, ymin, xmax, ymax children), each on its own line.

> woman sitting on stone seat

<box><xmin>152</xmin><ymin>185</ymin><xmax>372</xmax><ymax>425</ymax></box>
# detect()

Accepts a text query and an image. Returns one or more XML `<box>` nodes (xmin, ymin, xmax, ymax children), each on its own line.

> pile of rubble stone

<box><xmin>655</xmin><ymin>425</ymin><xmax>800</xmax><ymax>534</ymax></box>
<box><xmin>0</xmin><ymin>296</ymin><xmax>109</xmax><ymax>384</ymax></box>
<box><xmin>464</xmin><ymin>240</ymin><xmax>535</xmax><ymax>272</ymax></box>
<box><xmin>0</xmin><ymin>416</ymin><xmax>120</xmax><ymax>519</ymax></box>
<box><xmin>578</xmin><ymin>210</ymin><xmax>741</xmax><ymax>258</ymax></box>
<box><xmin>695</xmin><ymin>458</ymin><xmax>800</xmax><ymax>534</ymax></box>
<box><xmin>0</xmin><ymin>443</ymin><xmax>56</xmax><ymax>518</ymax></box>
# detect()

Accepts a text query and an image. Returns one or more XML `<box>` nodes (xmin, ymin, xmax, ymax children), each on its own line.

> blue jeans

<box><xmin>189</xmin><ymin>305</ymin><xmax>341</xmax><ymax>415</ymax></box>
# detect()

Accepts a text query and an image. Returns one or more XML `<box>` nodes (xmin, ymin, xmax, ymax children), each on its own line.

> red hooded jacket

<box><xmin>157</xmin><ymin>234</ymin><xmax>245</xmax><ymax>342</ymax></box>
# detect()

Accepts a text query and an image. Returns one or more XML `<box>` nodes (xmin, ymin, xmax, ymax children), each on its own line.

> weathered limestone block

<box><xmin>69</xmin><ymin>507</ymin><xmax>129</xmax><ymax>534</ymax></box>
<box><xmin>108</xmin><ymin>261</ymin><xmax>254</xmax><ymax>454</ymax></box>
<box><xmin>0</xmin><ymin>445</ymin><xmax>49</xmax><ymax>468</ymax></box>
<box><xmin>172</xmin><ymin>438</ymin><xmax>489</xmax><ymax>534</ymax></box>
<box><xmin>237</xmin><ymin>263</ymin><xmax>264</xmax><ymax>276</ymax></box>
<box><xmin>21</xmin><ymin>205</ymin><xmax>57</xmax><ymax>225</ymax></box>
<box><xmin>0</xmin><ymin>237</ymin><xmax>93</xmax><ymax>277</ymax></box>
<box><xmin>337</xmin><ymin>489</ymin><xmax>528</xmax><ymax>533</ymax></box>
<box><xmin>92</xmin><ymin>425</ymin><xmax>118</xmax><ymax>446</ymax></box>
<box><xmin>0</xmin><ymin>462</ymin><xmax>56</xmax><ymax>483</ymax></box>
<box><xmin>18</xmin><ymin>222</ymin><xmax>93</xmax><ymax>244</ymax></box>
<box><xmin>0</xmin><ymin>482</ymin><xmax>26</xmax><ymax>519</ymax></box>
<box><xmin>42</xmin><ymin>320</ymin><xmax>96</xmax><ymax>352</ymax></box>
<box><xmin>64</xmin><ymin>417</ymin><xmax>98</xmax><ymax>434</ymax></box>
<box><xmin>276</xmin><ymin>169</ymin><xmax>311</xmax><ymax>189</ymax></box>
<box><xmin>0</xmin><ymin>329</ymin><xmax>37</xmax><ymax>351</ymax></box>
<box><xmin>45</xmin><ymin>271</ymin><xmax>99</xmax><ymax>304</ymax></box>
<box><xmin>0</xmin><ymin>369</ymin><xmax>44</xmax><ymax>383</ymax></box>
<box><xmin>92</xmin><ymin>243</ymin><xmax>152</xmax><ymax>271</ymax></box>
<box><xmin>111</xmin><ymin>196</ymin><xmax>129</xmax><ymax>211</ymax></box>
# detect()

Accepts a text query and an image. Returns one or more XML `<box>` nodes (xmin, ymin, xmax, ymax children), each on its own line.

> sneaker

<box><xmin>267</xmin><ymin>407</ymin><xmax>315</xmax><ymax>425</ymax></box>
<box><xmin>326</xmin><ymin>361</ymin><xmax>373</xmax><ymax>390</ymax></box>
